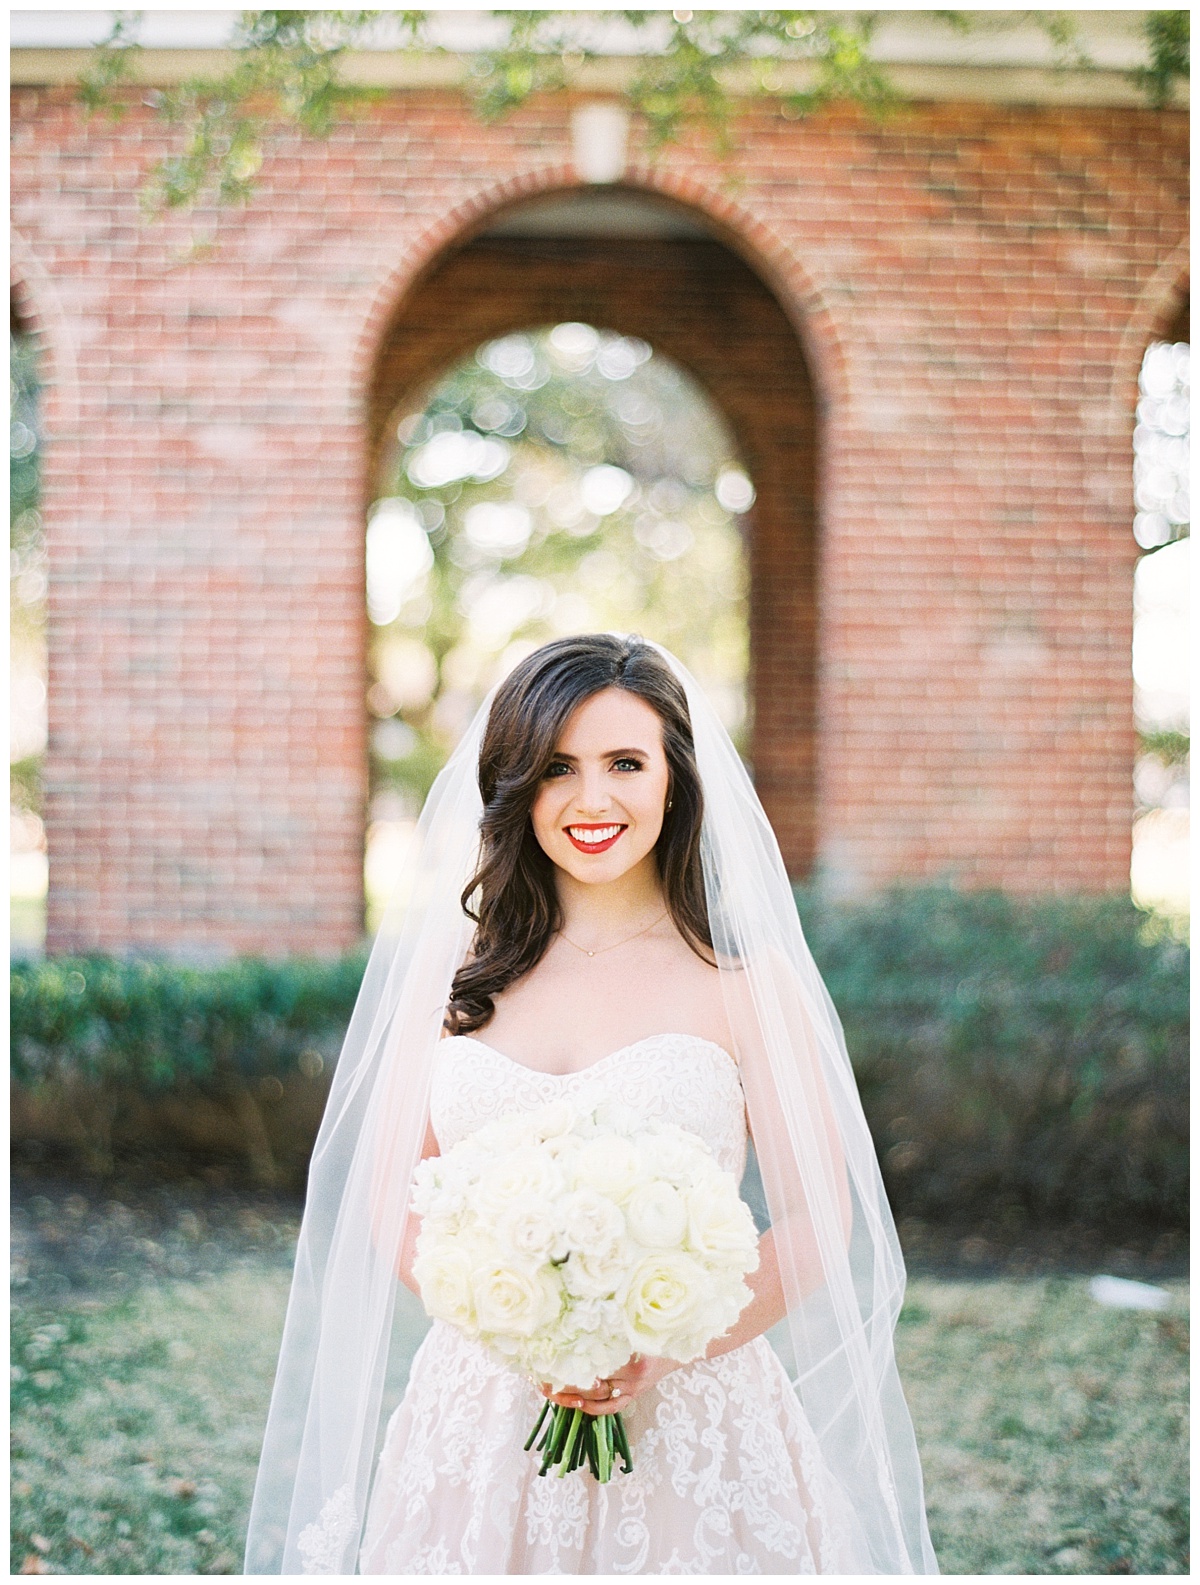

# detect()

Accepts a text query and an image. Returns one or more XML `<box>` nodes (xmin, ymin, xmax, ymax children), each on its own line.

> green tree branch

<box><xmin>1132</xmin><ymin>9</ymin><xmax>1189</xmax><ymax>108</ymax></box>
<box><xmin>78</xmin><ymin>9</ymin><xmax>1188</xmax><ymax>214</ymax></box>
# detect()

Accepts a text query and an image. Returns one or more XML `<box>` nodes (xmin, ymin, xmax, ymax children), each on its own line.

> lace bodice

<box><xmin>432</xmin><ymin>1032</ymin><xmax>748</xmax><ymax>1180</ymax></box>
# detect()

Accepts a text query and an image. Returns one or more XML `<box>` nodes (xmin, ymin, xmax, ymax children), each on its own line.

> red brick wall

<box><xmin>9</xmin><ymin>86</ymin><xmax>1188</xmax><ymax>955</ymax></box>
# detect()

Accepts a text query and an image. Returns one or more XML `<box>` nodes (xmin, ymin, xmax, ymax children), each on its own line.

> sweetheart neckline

<box><xmin>442</xmin><ymin>1030</ymin><xmax>738</xmax><ymax>1082</ymax></box>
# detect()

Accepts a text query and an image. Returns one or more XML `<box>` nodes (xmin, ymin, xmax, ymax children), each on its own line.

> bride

<box><xmin>245</xmin><ymin>635</ymin><xmax>938</xmax><ymax>1575</ymax></box>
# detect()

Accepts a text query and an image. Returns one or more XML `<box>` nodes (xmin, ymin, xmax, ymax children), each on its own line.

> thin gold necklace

<box><xmin>558</xmin><ymin>909</ymin><xmax>669</xmax><ymax>959</ymax></box>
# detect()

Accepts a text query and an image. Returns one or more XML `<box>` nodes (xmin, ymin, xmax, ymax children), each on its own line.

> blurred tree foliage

<box><xmin>10</xmin><ymin>325</ymin><xmax>45</xmax><ymax>824</ymax></box>
<box><xmin>1138</xmin><ymin>728</ymin><xmax>1190</xmax><ymax>766</ymax></box>
<box><xmin>79</xmin><ymin>9</ymin><xmax>1189</xmax><ymax>214</ymax></box>
<box><xmin>1132</xmin><ymin>8</ymin><xmax>1190</xmax><ymax>107</ymax></box>
<box><xmin>365</xmin><ymin>323</ymin><xmax>750</xmax><ymax>825</ymax></box>
<box><xmin>1130</xmin><ymin>339</ymin><xmax>1190</xmax><ymax>913</ymax></box>
<box><xmin>10</xmin><ymin>331</ymin><xmax>40</xmax><ymax>543</ymax></box>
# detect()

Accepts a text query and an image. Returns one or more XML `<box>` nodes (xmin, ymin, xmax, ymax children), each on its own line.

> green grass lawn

<box><xmin>12</xmin><ymin>1269</ymin><xmax>290</xmax><ymax>1575</ymax></box>
<box><xmin>10</xmin><ymin>1186</ymin><xmax>1189</xmax><ymax>1575</ymax></box>
<box><xmin>897</xmin><ymin>1276</ymin><xmax>1188</xmax><ymax>1575</ymax></box>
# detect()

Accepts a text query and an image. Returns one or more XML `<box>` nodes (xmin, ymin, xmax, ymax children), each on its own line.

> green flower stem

<box><xmin>526</xmin><ymin>1401</ymin><xmax>632</xmax><ymax>1482</ymax></box>
<box><xmin>558</xmin><ymin>1408</ymin><xmax>585</xmax><ymax>1477</ymax></box>
<box><xmin>536</xmin><ymin>1411</ymin><xmax>557</xmax><ymax>1473</ymax></box>
<box><xmin>612</xmin><ymin>1410</ymin><xmax>633</xmax><ymax>1473</ymax></box>
<box><xmin>523</xmin><ymin>1398</ymin><xmax>550</xmax><ymax>1452</ymax></box>
<box><xmin>551</xmin><ymin>1406</ymin><xmax>571</xmax><ymax>1455</ymax></box>
<box><xmin>540</xmin><ymin>1406</ymin><xmax>569</xmax><ymax>1473</ymax></box>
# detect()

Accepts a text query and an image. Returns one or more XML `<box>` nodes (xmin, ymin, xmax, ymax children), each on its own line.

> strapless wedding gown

<box><xmin>355</xmin><ymin>1032</ymin><xmax>871</xmax><ymax>1576</ymax></box>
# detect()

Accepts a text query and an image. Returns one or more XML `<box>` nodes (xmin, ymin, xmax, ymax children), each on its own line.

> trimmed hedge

<box><xmin>11</xmin><ymin>954</ymin><xmax>367</xmax><ymax>1092</ymax></box>
<box><xmin>10</xmin><ymin>954</ymin><xmax>366</xmax><ymax>1181</ymax></box>
<box><xmin>10</xmin><ymin>890</ymin><xmax>1188</xmax><ymax>1224</ymax></box>
<box><xmin>797</xmin><ymin>887</ymin><xmax>1188</xmax><ymax>1229</ymax></box>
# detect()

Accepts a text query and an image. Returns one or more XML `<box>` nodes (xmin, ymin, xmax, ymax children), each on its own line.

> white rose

<box><xmin>572</xmin><ymin>1137</ymin><xmax>643</xmax><ymax>1201</ymax></box>
<box><xmin>620</xmin><ymin>1251</ymin><xmax>711</xmax><ymax>1352</ymax></box>
<box><xmin>497</xmin><ymin>1197</ymin><xmax>567</xmax><ymax>1263</ymax></box>
<box><xmin>625</xmin><ymin>1181</ymin><xmax>688</xmax><ymax>1250</ymax></box>
<box><xmin>472</xmin><ymin>1260</ymin><xmax>563</xmax><ymax>1338</ymax></box>
<box><xmin>476</xmin><ymin>1148</ymin><xmax>564</xmax><ymax>1218</ymax></box>
<box><xmin>528</xmin><ymin>1100</ymin><xmax>577</xmax><ymax>1141</ymax></box>
<box><xmin>585</xmin><ymin>1099</ymin><xmax>641</xmax><ymax>1138</ymax></box>
<box><xmin>686</xmin><ymin>1178</ymin><xmax>760</xmax><ymax>1270</ymax></box>
<box><xmin>666</xmin><ymin>1277</ymin><xmax>755</xmax><ymax>1364</ymax></box>
<box><xmin>562</xmin><ymin>1244</ymin><xmax>629</xmax><ymax>1300</ymax></box>
<box><xmin>635</xmin><ymin>1128</ymin><xmax>707</xmax><ymax>1185</ymax></box>
<box><xmin>477</xmin><ymin>1113</ymin><xmax>539</xmax><ymax>1153</ymax></box>
<box><xmin>560</xmin><ymin>1189</ymin><xmax>625</xmax><ymax>1257</ymax></box>
<box><xmin>409</xmin><ymin>1160</ymin><xmax>439</xmax><ymax>1218</ymax></box>
<box><xmin>412</xmin><ymin>1244</ymin><xmax>478</xmax><ymax>1332</ymax></box>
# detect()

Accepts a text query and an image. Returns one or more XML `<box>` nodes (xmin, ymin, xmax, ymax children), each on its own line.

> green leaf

<box><xmin>1132</xmin><ymin>11</ymin><xmax>1189</xmax><ymax>107</ymax></box>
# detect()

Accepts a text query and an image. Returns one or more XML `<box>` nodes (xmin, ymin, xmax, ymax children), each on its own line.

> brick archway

<box><xmin>368</xmin><ymin>199</ymin><xmax>820</xmax><ymax>873</ymax></box>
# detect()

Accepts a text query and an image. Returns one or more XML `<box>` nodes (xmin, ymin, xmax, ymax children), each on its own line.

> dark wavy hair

<box><xmin>445</xmin><ymin>634</ymin><xmax>713</xmax><ymax>1035</ymax></box>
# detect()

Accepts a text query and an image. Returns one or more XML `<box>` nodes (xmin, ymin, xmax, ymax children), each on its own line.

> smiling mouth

<box><xmin>564</xmin><ymin>824</ymin><xmax>627</xmax><ymax>854</ymax></box>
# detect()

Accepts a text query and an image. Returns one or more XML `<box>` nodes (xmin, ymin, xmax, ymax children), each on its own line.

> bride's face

<box><xmin>530</xmin><ymin>687</ymin><xmax>671</xmax><ymax>887</ymax></box>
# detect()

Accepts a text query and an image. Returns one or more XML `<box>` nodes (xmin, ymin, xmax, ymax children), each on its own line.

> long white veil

<box><xmin>244</xmin><ymin>641</ymin><xmax>938</xmax><ymax>1575</ymax></box>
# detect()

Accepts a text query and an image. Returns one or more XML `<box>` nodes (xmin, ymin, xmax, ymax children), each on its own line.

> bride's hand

<box><xmin>540</xmin><ymin>1354</ymin><xmax>679</xmax><ymax>1417</ymax></box>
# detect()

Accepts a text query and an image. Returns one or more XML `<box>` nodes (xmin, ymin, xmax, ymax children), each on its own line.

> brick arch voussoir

<box><xmin>1085</xmin><ymin>242</ymin><xmax>1189</xmax><ymax>521</ymax></box>
<box><xmin>350</xmin><ymin>162</ymin><xmax>576</xmax><ymax>398</ymax></box>
<box><xmin>350</xmin><ymin>163</ymin><xmax>848</xmax><ymax>432</ymax></box>
<box><xmin>1111</xmin><ymin>245</ymin><xmax>1190</xmax><ymax>411</ymax></box>
<box><xmin>623</xmin><ymin>164</ymin><xmax>848</xmax><ymax>411</ymax></box>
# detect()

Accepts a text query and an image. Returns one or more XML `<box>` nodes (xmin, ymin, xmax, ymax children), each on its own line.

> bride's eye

<box><xmin>542</xmin><ymin>761</ymin><xmax>572</xmax><ymax>780</ymax></box>
<box><xmin>613</xmin><ymin>757</ymin><xmax>644</xmax><ymax>773</ymax></box>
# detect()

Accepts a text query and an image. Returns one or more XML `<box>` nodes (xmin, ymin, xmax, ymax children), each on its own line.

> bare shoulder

<box><xmin>668</xmin><ymin>935</ymin><xmax>738</xmax><ymax>1059</ymax></box>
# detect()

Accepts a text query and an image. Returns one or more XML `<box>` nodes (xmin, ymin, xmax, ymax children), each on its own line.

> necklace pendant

<box><xmin>586</xmin><ymin>950</ymin><xmax>595</xmax><ymax>957</ymax></box>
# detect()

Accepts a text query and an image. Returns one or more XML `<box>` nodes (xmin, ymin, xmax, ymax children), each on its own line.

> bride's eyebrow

<box><xmin>548</xmin><ymin>747</ymin><xmax>651</xmax><ymax>760</ymax></box>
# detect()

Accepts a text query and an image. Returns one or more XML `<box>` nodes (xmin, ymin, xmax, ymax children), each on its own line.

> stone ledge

<box><xmin>9</xmin><ymin>47</ymin><xmax>1183</xmax><ymax>110</ymax></box>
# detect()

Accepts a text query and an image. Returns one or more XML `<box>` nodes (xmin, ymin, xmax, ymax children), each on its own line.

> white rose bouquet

<box><xmin>410</xmin><ymin>1099</ymin><xmax>759</xmax><ymax>1481</ymax></box>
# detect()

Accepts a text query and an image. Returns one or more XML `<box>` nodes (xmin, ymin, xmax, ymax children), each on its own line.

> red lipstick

<box><xmin>564</xmin><ymin>823</ymin><xmax>627</xmax><ymax>855</ymax></box>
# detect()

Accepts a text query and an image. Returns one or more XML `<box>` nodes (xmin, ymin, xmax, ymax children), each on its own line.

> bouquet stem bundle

<box><xmin>525</xmin><ymin>1400</ymin><xmax>633</xmax><ymax>1482</ymax></box>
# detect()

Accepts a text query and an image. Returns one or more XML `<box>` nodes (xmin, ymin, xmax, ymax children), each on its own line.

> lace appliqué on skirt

<box><xmin>297</xmin><ymin>1483</ymin><xmax>359</xmax><ymax>1576</ymax></box>
<box><xmin>359</xmin><ymin>1322</ymin><xmax>864</xmax><ymax>1575</ymax></box>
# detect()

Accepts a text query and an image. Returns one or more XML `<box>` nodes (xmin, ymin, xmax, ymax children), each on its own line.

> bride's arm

<box><xmin>704</xmin><ymin>1225</ymin><xmax>785</xmax><ymax>1358</ymax></box>
<box><xmin>728</xmin><ymin>950</ymin><xmax>855</xmax><ymax>1283</ymax></box>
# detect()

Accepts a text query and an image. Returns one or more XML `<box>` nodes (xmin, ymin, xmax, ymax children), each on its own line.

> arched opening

<box><xmin>363</xmin><ymin>323</ymin><xmax>753</xmax><ymax>922</ymax></box>
<box><xmin>1130</xmin><ymin>289</ymin><xmax>1189</xmax><ymax>932</ymax></box>
<box><xmin>10</xmin><ymin>288</ymin><xmax>47</xmax><ymax>956</ymax></box>
<box><xmin>365</xmin><ymin>187</ymin><xmax>820</xmax><ymax>916</ymax></box>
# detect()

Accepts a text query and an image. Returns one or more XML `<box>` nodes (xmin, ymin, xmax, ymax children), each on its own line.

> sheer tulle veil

<box><xmin>244</xmin><ymin>639</ymin><xmax>938</xmax><ymax>1575</ymax></box>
